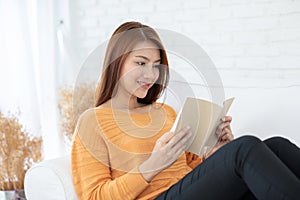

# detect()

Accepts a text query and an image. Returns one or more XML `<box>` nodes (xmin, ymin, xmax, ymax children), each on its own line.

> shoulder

<box><xmin>73</xmin><ymin>107</ymin><xmax>107</xmax><ymax>144</ymax></box>
<box><xmin>77</xmin><ymin>106</ymin><xmax>110</xmax><ymax>123</ymax></box>
<box><xmin>75</xmin><ymin>107</ymin><xmax>108</xmax><ymax>135</ymax></box>
<box><xmin>72</xmin><ymin>109</ymin><xmax>109</xmax><ymax>163</ymax></box>
<box><xmin>77</xmin><ymin>108</ymin><xmax>98</xmax><ymax>126</ymax></box>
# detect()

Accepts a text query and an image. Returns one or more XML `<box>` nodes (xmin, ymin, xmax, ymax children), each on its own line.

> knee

<box><xmin>264</xmin><ymin>136</ymin><xmax>291</xmax><ymax>151</ymax></box>
<box><xmin>230</xmin><ymin>135</ymin><xmax>262</xmax><ymax>157</ymax></box>
<box><xmin>226</xmin><ymin>135</ymin><xmax>262</xmax><ymax>168</ymax></box>
<box><xmin>264</xmin><ymin>136</ymin><xmax>290</xmax><ymax>145</ymax></box>
<box><xmin>235</xmin><ymin>135</ymin><xmax>262</xmax><ymax>147</ymax></box>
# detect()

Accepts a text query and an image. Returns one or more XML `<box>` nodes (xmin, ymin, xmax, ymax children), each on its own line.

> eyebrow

<box><xmin>135</xmin><ymin>55</ymin><xmax>161</xmax><ymax>63</ymax></box>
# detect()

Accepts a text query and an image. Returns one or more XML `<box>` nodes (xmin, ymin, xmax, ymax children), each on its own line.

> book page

<box><xmin>171</xmin><ymin>97</ymin><xmax>234</xmax><ymax>155</ymax></box>
<box><xmin>202</xmin><ymin>97</ymin><xmax>235</xmax><ymax>155</ymax></box>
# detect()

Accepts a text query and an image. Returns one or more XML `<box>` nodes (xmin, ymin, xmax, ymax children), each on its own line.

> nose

<box><xmin>142</xmin><ymin>65</ymin><xmax>157</xmax><ymax>79</ymax></box>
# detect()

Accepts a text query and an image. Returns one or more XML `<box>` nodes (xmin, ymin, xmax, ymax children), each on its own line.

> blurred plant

<box><xmin>57</xmin><ymin>83</ymin><xmax>95</xmax><ymax>142</ymax></box>
<box><xmin>0</xmin><ymin>111</ymin><xmax>42</xmax><ymax>190</ymax></box>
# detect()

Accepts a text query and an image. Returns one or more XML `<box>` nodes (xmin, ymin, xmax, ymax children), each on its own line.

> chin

<box><xmin>135</xmin><ymin>94</ymin><xmax>147</xmax><ymax>99</ymax></box>
<box><xmin>134</xmin><ymin>91</ymin><xmax>148</xmax><ymax>99</ymax></box>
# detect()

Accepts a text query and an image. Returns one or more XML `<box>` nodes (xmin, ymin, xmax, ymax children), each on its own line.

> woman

<box><xmin>71</xmin><ymin>21</ymin><xmax>300</xmax><ymax>200</ymax></box>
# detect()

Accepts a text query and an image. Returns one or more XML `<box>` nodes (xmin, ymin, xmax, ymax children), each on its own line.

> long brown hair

<box><xmin>94</xmin><ymin>21</ymin><xmax>169</xmax><ymax>107</ymax></box>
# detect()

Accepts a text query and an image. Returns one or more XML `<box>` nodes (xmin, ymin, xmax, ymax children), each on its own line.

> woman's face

<box><xmin>118</xmin><ymin>41</ymin><xmax>161</xmax><ymax>100</ymax></box>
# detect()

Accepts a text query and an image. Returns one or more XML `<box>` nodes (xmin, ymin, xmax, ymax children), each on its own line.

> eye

<box><xmin>153</xmin><ymin>64</ymin><xmax>161</xmax><ymax>68</ymax></box>
<box><xmin>136</xmin><ymin>62</ymin><xmax>146</xmax><ymax>66</ymax></box>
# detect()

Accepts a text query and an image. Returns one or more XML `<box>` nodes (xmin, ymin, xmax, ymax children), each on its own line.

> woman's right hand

<box><xmin>139</xmin><ymin>126</ymin><xmax>192</xmax><ymax>182</ymax></box>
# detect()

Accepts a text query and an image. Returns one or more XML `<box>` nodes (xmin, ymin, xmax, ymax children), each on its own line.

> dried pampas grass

<box><xmin>0</xmin><ymin>112</ymin><xmax>42</xmax><ymax>190</ymax></box>
<box><xmin>57</xmin><ymin>83</ymin><xmax>95</xmax><ymax>142</ymax></box>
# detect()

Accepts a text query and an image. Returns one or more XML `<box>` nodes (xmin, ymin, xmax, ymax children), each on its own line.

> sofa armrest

<box><xmin>24</xmin><ymin>156</ymin><xmax>78</xmax><ymax>200</ymax></box>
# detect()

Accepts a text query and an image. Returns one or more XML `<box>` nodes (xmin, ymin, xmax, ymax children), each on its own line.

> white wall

<box><xmin>66</xmin><ymin>0</ymin><xmax>300</xmax><ymax>145</ymax></box>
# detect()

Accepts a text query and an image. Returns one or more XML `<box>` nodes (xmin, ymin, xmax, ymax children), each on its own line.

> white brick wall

<box><xmin>67</xmin><ymin>0</ymin><xmax>300</xmax><ymax>85</ymax></box>
<box><xmin>64</xmin><ymin>0</ymin><xmax>300</xmax><ymax>142</ymax></box>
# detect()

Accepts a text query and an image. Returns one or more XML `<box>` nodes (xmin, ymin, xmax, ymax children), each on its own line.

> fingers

<box><xmin>172</xmin><ymin>126</ymin><xmax>192</xmax><ymax>146</ymax></box>
<box><xmin>157</xmin><ymin>126</ymin><xmax>191</xmax><ymax>148</ymax></box>
<box><xmin>156</xmin><ymin>126</ymin><xmax>192</xmax><ymax>168</ymax></box>
<box><xmin>222</xmin><ymin>116</ymin><xmax>232</xmax><ymax>123</ymax></box>
<box><xmin>216</xmin><ymin>116</ymin><xmax>234</xmax><ymax>142</ymax></box>
<box><xmin>171</xmin><ymin>131</ymin><xmax>191</xmax><ymax>153</ymax></box>
<box><xmin>220</xmin><ymin>128</ymin><xmax>234</xmax><ymax>141</ymax></box>
<box><xmin>157</xmin><ymin>131</ymin><xmax>174</xmax><ymax>146</ymax></box>
<box><xmin>173</xmin><ymin>142</ymin><xmax>188</xmax><ymax>160</ymax></box>
<box><xmin>146</xmin><ymin>126</ymin><xmax>192</xmax><ymax>176</ymax></box>
<box><xmin>216</xmin><ymin>115</ymin><xmax>233</xmax><ymax>134</ymax></box>
<box><xmin>216</xmin><ymin>122</ymin><xmax>231</xmax><ymax>135</ymax></box>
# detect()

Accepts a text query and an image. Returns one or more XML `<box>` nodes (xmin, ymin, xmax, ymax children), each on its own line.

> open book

<box><xmin>170</xmin><ymin>97</ymin><xmax>235</xmax><ymax>156</ymax></box>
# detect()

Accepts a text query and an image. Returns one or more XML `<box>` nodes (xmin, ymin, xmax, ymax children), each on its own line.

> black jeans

<box><xmin>155</xmin><ymin>136</ymin><xmax>300</xmax><ymax>200</ymax></box>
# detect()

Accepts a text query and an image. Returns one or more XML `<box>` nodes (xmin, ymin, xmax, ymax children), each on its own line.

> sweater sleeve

<box><xmin>71</xmin><ymin>109</ymin><xmax>149</xmax><ymax>200</ymax></box>
<box><xmin>185</xmin><ymin>152</ymin><xmax>205</xmax><ymax>169</ymax></box>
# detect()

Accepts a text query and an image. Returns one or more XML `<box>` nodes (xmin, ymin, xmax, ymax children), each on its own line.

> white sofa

<box><xmin>24</xmin><ymin>156</ymin><xmax>79</xmax><ymax>200</ymax></box>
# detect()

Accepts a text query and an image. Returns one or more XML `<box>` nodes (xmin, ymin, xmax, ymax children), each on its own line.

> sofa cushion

<box><xmin>24</xmin><ymin>156</ymin><xmax>78</xmax><ymax>200</ymax></box>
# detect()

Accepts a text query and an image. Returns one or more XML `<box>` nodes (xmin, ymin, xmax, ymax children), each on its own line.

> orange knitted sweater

<box><xmin>71</xmin><ymin>103</ymin><xmax>203</xmax><ymax>200</ymax></box>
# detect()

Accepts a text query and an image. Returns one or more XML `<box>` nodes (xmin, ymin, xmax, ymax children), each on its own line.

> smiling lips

<box><xmin>137</xmin><ymin>81</ymin><xmax>152</xmax><ymax>90</ymax></box>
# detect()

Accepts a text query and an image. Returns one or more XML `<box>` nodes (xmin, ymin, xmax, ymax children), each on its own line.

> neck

<box><xmin>111</xmin><ymin>93</ymin><xmax>141</xmax><ymax>110</ymax></box>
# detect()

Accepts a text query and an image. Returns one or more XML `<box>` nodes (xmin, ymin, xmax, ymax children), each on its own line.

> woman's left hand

<box><xmin>204</xmin><ymin>116</ymin><xmax>234</xmax><ymax>158</ymax></box>
<box><xmin>216</xmin><ymin>116</ymin><xmax>234</xmax><ymax>143</ymax></box>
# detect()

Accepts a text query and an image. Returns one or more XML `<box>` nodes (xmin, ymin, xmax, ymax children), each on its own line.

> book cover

<box><xmin>170</xmin><ymin>97</ymin><xmax>235</xmax><ymax>156</ymax></box>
